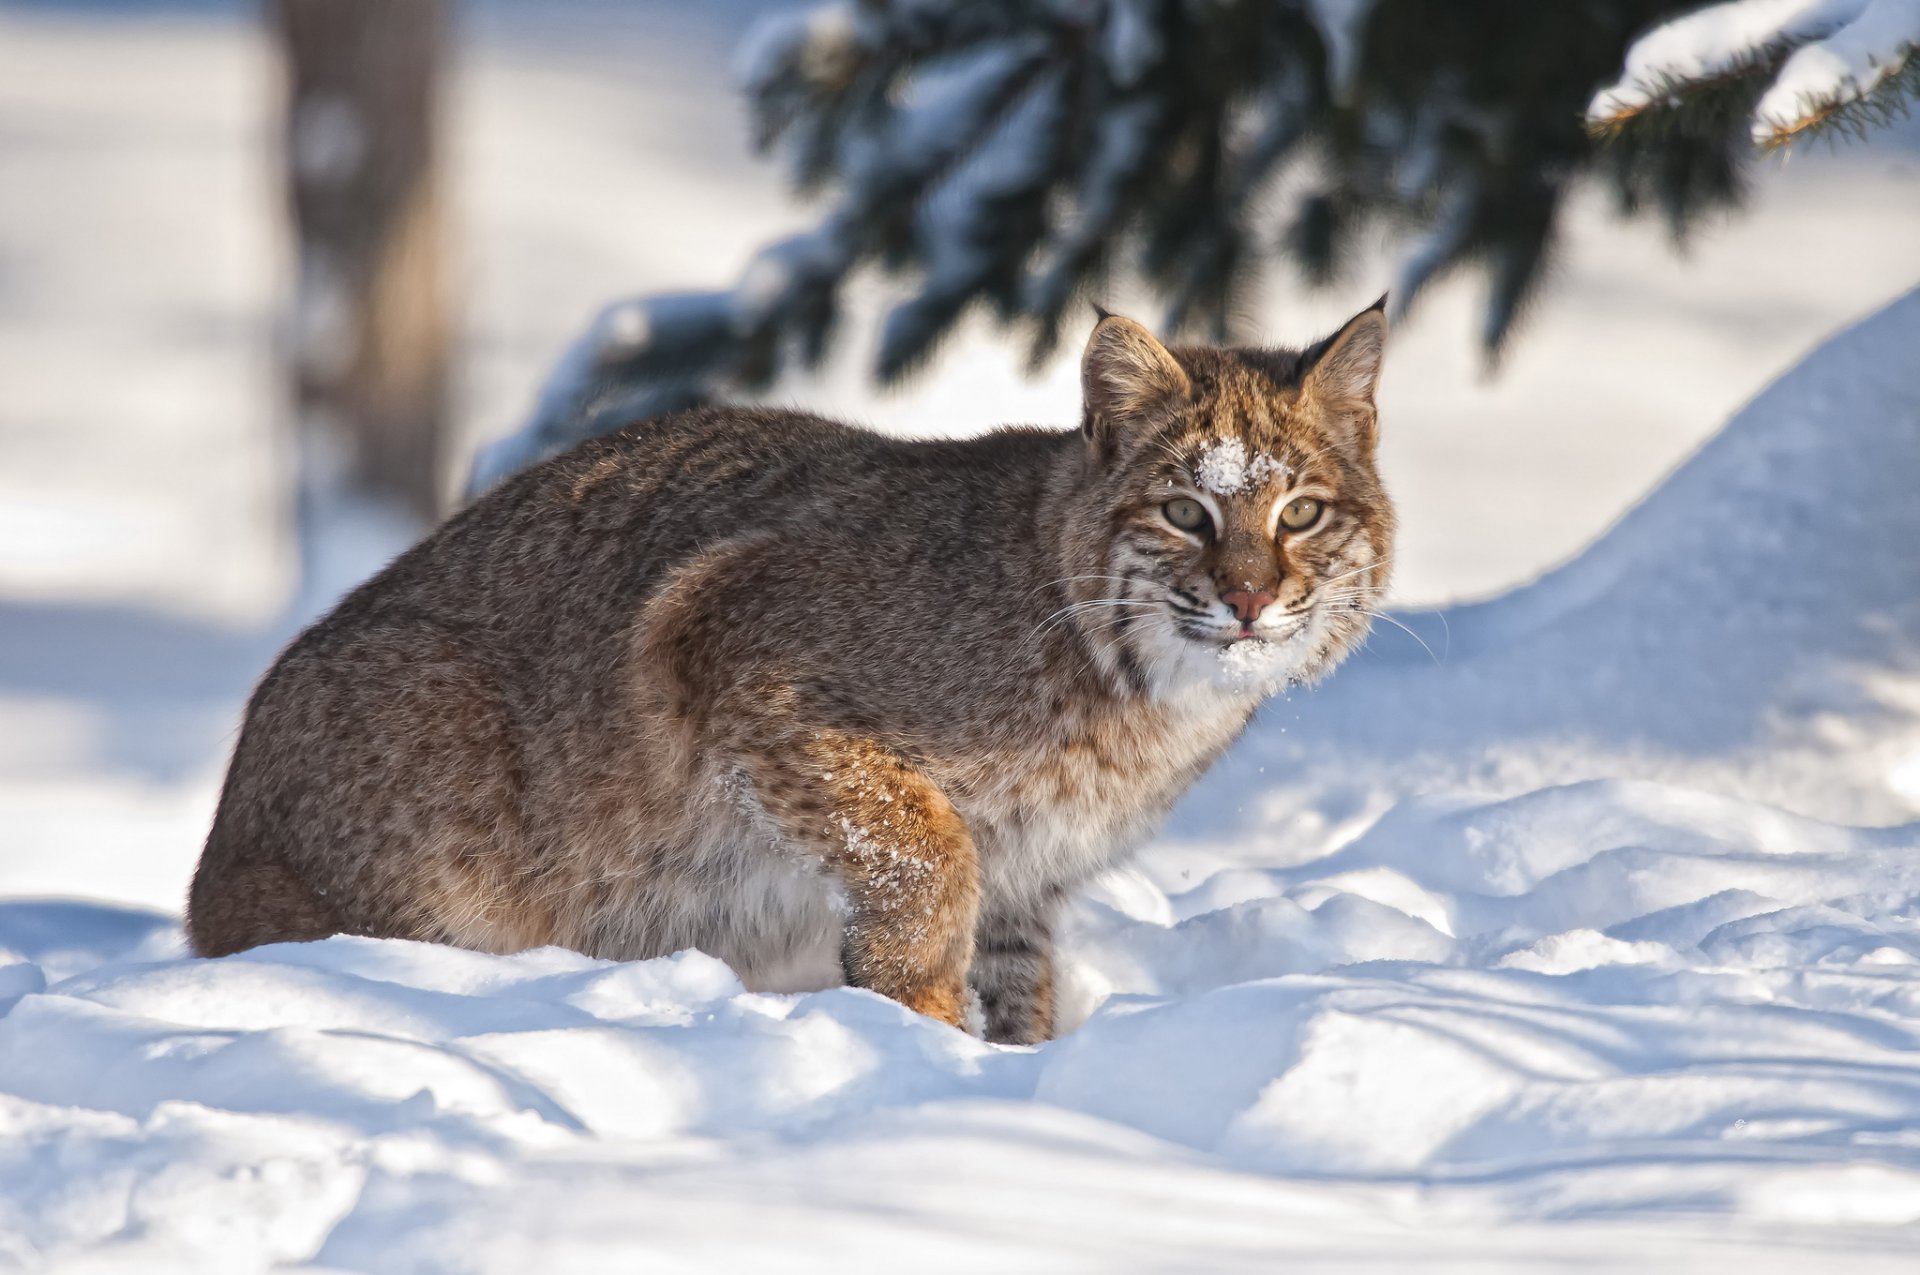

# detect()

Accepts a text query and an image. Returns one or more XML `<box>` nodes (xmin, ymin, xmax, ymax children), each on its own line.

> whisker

<box><xmin>1059</xmin><ymin>608</ymin><xmax>1133</xmax><ymax>684</ymax></box>
<box><xmin>1354</xmin><ymin>609</ymin><xmax>1445</xmax><ymax>666</ymax></box>
<box><xmin>1319</xmin><ymin>557</ymin><xmax>1392</xmax><ymax>588</ymax></box>
<box><xmin>1039</xmin><ymin>599</ymin><xmax>1165</xmax><ymax>621</ymax></box>
<box><xmin>1040</xmin><ymin>601</ymin><xmax>1164</xmax><ymax>630</ymax></box>
<box><xmin>1432</xmin><ymin>609</ymin><xmax>1453</xmax><ymax>662</ymax></box>
<box><xmin>1029</xmin><ymin>598</ymin><xmax>1165</xmax><ymax>645</ymax></box>
<box><xmin>1028</xmin><ymin>574</ymin><xmax>1141</xmax><ymax>596</ymax></box>
<box><xmin>1071</xmin><ymin>609</ymin><xmax>1179</xmax><ymax>689</ymax></box>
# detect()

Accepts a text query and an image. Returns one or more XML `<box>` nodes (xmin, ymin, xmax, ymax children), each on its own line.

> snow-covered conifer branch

<box><xmin>473</xmin><ymin>0</ymin><xmax>1785</xmax><ymax>491</ymax></box>
<box><xmin>1589</xmin><ymin>0</ymin><xmax>1920</xmax><ymax>149</ymax></box>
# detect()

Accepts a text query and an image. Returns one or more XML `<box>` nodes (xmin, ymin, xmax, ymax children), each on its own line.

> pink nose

<box><xmin>1221</xmin><ymin>588</ymin><xmax>1276</xmax><ymax>624</ymax></box>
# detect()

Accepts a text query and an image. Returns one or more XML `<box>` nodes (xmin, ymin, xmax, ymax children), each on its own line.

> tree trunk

<box><xmin>274</xmin><ymin>0</ymin><xmax>450</xmax><ymax>525</ymax></box>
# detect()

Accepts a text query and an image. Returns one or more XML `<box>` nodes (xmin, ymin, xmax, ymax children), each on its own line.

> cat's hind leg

<box><xmin>189</xmin><ymin>625</ymin><xmax>548</xmax><ymax>958</ymax></box>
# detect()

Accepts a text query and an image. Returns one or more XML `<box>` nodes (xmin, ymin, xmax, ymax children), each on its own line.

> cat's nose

<box><xmin>1221</xmin><ymin>588</ymin><xmax>1276</xmax><ymax>624</ymax></box>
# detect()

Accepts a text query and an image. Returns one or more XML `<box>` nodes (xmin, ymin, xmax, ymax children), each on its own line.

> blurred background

<box><xmin>2</xmin><ymin>0</ymin><xmax>1917</xmax><ymax>909</ymax></box>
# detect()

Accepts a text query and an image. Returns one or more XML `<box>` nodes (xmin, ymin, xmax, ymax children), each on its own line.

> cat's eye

<box><xmin>1163</xmin><ymin>498</ymin><xmax>1211</xmax><ymax>535</ymax></box>
<box><xmin>1278</xmin><ymin>496</ymin><xmax>1324</xmax><ymax>532</ymax></box>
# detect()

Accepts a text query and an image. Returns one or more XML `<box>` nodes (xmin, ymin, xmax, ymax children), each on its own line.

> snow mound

<box><xmin>6</xmin><ymin>299</ymin><xmax>1920</xmax><ymax>1266</ymax></box>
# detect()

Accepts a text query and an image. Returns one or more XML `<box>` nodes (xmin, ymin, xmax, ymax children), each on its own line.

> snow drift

<box><xmin>4</xmin><ymin>291</ymin><xmax>1920</xmax><ymax>1270</ymax></box>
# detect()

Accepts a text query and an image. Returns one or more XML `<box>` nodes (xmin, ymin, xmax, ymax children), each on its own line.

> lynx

<box><xmin>188</xmin><ymin>304</ymin><xmax>1395</xmax><ymax>1043</ymax></box>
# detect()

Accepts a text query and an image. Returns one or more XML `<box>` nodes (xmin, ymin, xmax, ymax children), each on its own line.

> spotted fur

<box><xmin>188</xmin><ymin>304</ymin><xmax>1395</xmax><ymax>1042</ymax></box>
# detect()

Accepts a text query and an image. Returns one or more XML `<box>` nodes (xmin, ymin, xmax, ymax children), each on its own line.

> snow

<box><xmin>1591</xmin><ymin>0</ymin><xmax>1860</xmax><ymax>124</ymax></box>
<box><xmin>9</xmin><ymin>4</ymin><xmax>1920</xmax><ymax>1268</ymax></box>
<box><xmin>1192</xmin><ymin>438</ymin><xmax>1287</xmax><ymax>495</ymax></box>
<box><xmin>733</xmin><ymin>1</ymin><xmax>858</xmax><ymax>95</ymax></box>
<box><xmin>1213</xmin><ymin>637</ymin><xmax>1293</xmax><ymax>691</ymax></box>
<box><xmin>1756</xmin><ymin>0</ymin><xmax>1920</xmax><ymax>140</ymax></box>
<box><xmin>467</xmin><ymin>295</ymin><xmax>666</xmax><ymax>495</ymax></box>
<box><xmin>8</xmin><ymin>757</ymin><xmax>1920</xmax><ymax>1268</ymax></box>
<box><xmin>1589</xmin><ymin>0</ymin><xmax>1920</xmax><ymax>143</ymax></box>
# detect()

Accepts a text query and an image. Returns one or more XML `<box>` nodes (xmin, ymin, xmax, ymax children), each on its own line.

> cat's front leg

<box><xmin>642</xmin><ymin>538</ymin><xmax>980</xmax><ymax>1027</ymax></box>
<box><xmin>972</xmin><ymin>891</ymin><xmax>1062</xmax><ymax>1045</ymax></box>
<box><xmin>734</xmin><ymin>726</ymin><xmax>982</xmax><ymax>1030</ymax></box>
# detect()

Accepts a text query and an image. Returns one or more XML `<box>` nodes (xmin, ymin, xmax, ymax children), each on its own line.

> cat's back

<box><xmin>328</xmin><ymin>406</ymin><xmax>1067</xmax><ymax>644</ymax></box>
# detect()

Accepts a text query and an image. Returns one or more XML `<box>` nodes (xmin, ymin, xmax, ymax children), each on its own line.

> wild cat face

<box><xmin>1066</xmin><ymin>304</ymin><xmax>1396</xmax><ymax>696</ymax></box>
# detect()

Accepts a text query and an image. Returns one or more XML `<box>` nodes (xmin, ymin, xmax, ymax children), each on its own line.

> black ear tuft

<box><xmin>1090</xmin><ymin>300</ymin><xmax>1114</xmax><ymax>324</ymax></box>
<box><xmin>1301</xmin><ymin>301</ymin><xmax>1388</xmax><ymax>412</ymax></box>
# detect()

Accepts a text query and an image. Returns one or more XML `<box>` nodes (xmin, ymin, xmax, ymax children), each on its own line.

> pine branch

<box><xmin>472</xmin><ymin>0</ymin><xmax>1730</xmax><ymax>492</ymax></box>
<box><xmin>1590</xmin><ymin>0</ymin><xmax>1920</xmax><ymax>153</ymax></box>
<box><xmin>1586</xmin><ymin>51</ymin><xmax>1787</xmax><ymax>146</ymax></box>
<box><xmin>1755</xmin><ymin>43</ymin><xmax>1920</xmax><ymax>147</ymax></box>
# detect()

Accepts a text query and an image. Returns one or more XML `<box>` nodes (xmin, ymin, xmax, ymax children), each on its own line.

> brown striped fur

<box><xmin>188</xmin><ymin>306</ymin><xmax>1395</xmax><ymax>1042</ymax></box>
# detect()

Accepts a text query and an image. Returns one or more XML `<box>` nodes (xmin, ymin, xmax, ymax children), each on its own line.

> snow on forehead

<box><xmin>1192</xmin><ymin>438</ymin><xmax>1288</xmax><ymax>496</ymax></box>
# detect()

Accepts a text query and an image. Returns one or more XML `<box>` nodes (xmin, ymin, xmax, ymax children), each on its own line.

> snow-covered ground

<box><xmin>7</xmin><ymin>285</ymin><xmax>1919</xmax><ymax>1272</ymax></box>
<box><xmin>4</xmin><ymin>2</ymin><xmax>1920</xmax><ymax>1269</ymax></box>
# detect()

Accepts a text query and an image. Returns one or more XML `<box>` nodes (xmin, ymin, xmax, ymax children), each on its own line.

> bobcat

<box><xmin>188</xmin><ymin>304</ymin><xmax>1395</xmax><ymax>1043</ymax></box>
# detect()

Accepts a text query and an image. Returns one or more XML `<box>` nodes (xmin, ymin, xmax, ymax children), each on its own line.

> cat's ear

<box><xmin>1300</xmin><ymin>296</ymin><xmax>1387</xmax><ymax>442</ymax></box>
<box><xmin>1081</xmin><ymin>313</ymin><xmax>1190</xmax><ymax>451</ymax></box>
